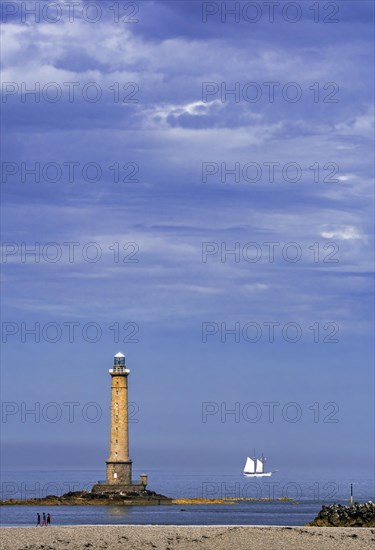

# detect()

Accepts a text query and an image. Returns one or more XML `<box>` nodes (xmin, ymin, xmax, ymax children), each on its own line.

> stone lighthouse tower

<box><xmin>92</xmin><ymin>352</ymin><xmax>148</xmax><ymax>494</ymax></box>
<box><xmin>106</xmin><ymin>352</ymin><xmax>132</xmax><ymax>485</ymax></box>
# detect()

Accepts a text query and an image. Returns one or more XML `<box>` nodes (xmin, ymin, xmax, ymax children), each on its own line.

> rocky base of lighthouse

<box><xmin>0</xmin><ymin>489</ymin><xmax>172</xmax><ymax>506</ymax></box>
<box><xmin>91</xmin><ymin>482</ymin><xmax>147</xmax><ymax>494</ymax></box>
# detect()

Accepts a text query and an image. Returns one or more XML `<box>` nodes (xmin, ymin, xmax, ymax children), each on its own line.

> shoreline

<box><xmin>1</xmin><ymin>523</ymin><xmax>375</xmax><ymax>529</ymax></box>
<box><xmin>1</xmin><ymin>524</ymin><xmax>373</xmax><ymax>550</ymax></box>
<box><xmin>0</xmin><ymin>496</ymin><xmax>295</xmax><ymax>506</ymax></box>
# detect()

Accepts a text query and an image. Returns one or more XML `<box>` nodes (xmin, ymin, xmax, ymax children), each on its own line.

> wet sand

<box><xmin>1</xmin><ymin>525</ymin><xmax>374</xmax><ymax>550</ymax></box>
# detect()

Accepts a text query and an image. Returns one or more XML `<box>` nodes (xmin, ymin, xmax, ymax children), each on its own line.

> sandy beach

<box><xmin>1</xmin><ymin>525</ymin><xmax>374</xmax><ymax>550</ymax></box>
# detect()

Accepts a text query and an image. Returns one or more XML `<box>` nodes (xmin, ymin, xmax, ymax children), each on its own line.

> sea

<box><xmin>1</xmin><ymin>469</ymin><xmax>374</xmax><ymax>527</ymax></box>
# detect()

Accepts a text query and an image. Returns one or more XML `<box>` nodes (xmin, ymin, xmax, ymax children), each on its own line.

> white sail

<box><xmin>244</xmin><ymin>457</ymin><xmax>255</xmax><ymax>473</ymax></box>
<box><xmin>243</xmin><ymin>452</ymin><xmax>273</xmax><ymax>477</ymax></box>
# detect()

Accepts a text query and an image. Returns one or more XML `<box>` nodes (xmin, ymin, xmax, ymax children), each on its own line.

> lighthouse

<box><xmin>92</xmin><ymin>352</ymin><xmax>148</xmax><ymax>494</ymax></box>
<box><xmin>106</xmin><ymin>352</ymin><xmax>132</xmax><ymax>485</ymax></box>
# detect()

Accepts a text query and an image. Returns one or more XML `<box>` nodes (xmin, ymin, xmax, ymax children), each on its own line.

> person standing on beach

<box><xmin>47</xmin><ymin>513</ymin><xmax>51</xmax><ymax>526</ymax></box>
<box><xmin>42</xmin><ymin>513</ymin><xmax>47</xmax><ymax>526</ymax></box>
<box><xmin>36</xmin><ymin>513</ymin><xmax>41</xmax><ymax>527</ymax></box>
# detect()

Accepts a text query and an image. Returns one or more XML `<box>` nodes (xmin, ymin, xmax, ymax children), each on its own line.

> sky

<box><xmin>1</xmin><ymin>0</ymin><xmax>374</xmax><ymax>480</ymax></box>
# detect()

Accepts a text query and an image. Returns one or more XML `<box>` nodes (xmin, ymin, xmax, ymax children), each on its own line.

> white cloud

<box><xmin>335</xmin><ymin>107</ymin><xmax>374</xmax><ymax>138</ymax></box>
<box><xmin>146</xmin><ymin>99</ymin><xmax>223</xmax><ymax>127</ymax></box>
<box><xmin>337</xmin><ymin>175</ymin><xmax>352</xmax><ymax>181</ymax></box>
<box><xmin>320</xmin><ymin>226</ymin><xmax>361</xmax><ymax>240</ymax></box>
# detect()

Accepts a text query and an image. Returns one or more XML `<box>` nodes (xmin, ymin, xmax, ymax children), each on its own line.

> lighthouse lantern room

<box><xmin>110</xmin><ymin>352</ymin><xmax>129</xmax><ymax>374</ymax></box>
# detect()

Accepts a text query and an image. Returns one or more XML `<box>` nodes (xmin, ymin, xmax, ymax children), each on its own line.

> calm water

<box><xmin>1</xmin><ymin>470</ymin><xmax>373</xmax><ymax>527</ymax></box>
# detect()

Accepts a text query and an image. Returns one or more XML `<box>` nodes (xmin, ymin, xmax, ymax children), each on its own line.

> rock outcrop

<box><xmin>0</xmin><ymin>490</ymin><xmax>172</xmax><ymax>506</ymax></box>
<box><xmin>308</xmin><ymin>501</ymin><xmax>375</xmax><ymax>527</ymax></box>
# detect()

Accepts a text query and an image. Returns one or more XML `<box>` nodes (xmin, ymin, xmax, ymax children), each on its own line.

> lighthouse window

<box><xmin>114</xmin><ymin>473</ymin><xmax>117</xmax><ymax>479</ymax></box>
<box><xmin>116</xmin><ymin>390</ymin><xmax>118</xmax><ymax>395</ymax></box>
<box><xmin>115</xmin><ymin>439</ymin><xmax>118</xmax><ymax>444</ymax></box>
<box><xmin>115</xmin><ymin>415</ymin><xmax>119</xmax><ymax>422</ymax></box>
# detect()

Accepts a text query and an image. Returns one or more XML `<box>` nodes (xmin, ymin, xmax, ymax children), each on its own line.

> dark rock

<box><xmin>308</xmin><ymin>501</ymin><xmax>375</xmax><ymax>527</ymax></box>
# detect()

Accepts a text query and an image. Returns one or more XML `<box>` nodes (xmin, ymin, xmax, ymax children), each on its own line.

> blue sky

<box><xmin>1</xmin><ymin>1</ymin><xmax>374</xmax><ymax>478</ymax></box>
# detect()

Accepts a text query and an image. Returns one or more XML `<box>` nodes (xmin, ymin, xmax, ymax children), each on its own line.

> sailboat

<box><xmin>243</xmin><ymin>452</ymin><xmax>273</xmax><ymax>477</ymax></box>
